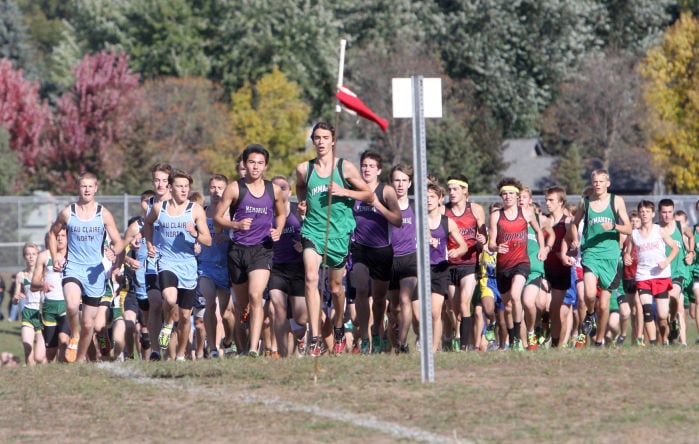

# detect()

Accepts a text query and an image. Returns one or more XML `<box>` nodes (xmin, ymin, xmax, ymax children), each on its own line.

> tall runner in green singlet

<box><xmin>295</xmin><ymin>122</ymin><xmax>372</xmax><ymax>357</ymax></box>
<box><xmin>570</xmin><ymin>169</ymin><xmax>631</xmax><ymax>347</ymax></box>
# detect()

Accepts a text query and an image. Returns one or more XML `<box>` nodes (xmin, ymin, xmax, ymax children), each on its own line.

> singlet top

<box><xmin>622</xmin><ymin>234</ymin><xmax>638</xmax><ymax>280</ymax></box>
<box><xmin>230</xmin><ymin>179</ymin><xmax>275</xmax><ymax>246</ymax></box>
<box><xmin>353</xmin><ymin>183</ymin><xmax>391</xmax><ymax>247</ymax></box>
<box><xmin>273</xmin><ymin>206</ymin><xmax>303</xmax><ymax>264</ymax></box>
<box><xmin>66</xmin><ymin>203</ymin><xmax>105</xmax><ymax>267</ymax></box>
<box><xmin>199</xmin><ymin>213</ymin><xmax>230</xmax><ymax>266</ymax></box>
<box><xmin>666</xmin><ymin>222</ymin><xmax>688</xmax><ymax>280</ymax></box>
<box><xmin>446</xmin><ymin>202</ymin><xmax>479</xmax><ymax>266</ymax></box>
<box><xmin>633</xmin><ymin>224</ymin><xmax>671</xmax><ymax>281</ymax></box>
<box><xmin>301</xmin><ymin>158</ymin><xmax>356</xmax><ymax>240</ymax></box>
<box><xmin>145</xmin><ymin>196</ymin><xmax>161</xmax><ymax>276</ymax></box>
<box><xmin>581</xmin><ymin>196</ymin><xmax>620</xmax><ymax>258</ymax></box>
<box><xmin>392</xmin><ymin>203</ymin><xmax>417</xmax><ymax>256</ymax></box>
<box><xmin>21</xmin><ymin>271</ymin><xmax>42</xmax><ymax>309</ymax></box>
<box><xmin>429</xmin><ymin>215</ymin><xmax>449</xmax><ymax>266</ymax></box>
<box><xmin>155</xmin><ymin>200</ymin><xmax>197</xmax><ymax>288</ymax></box>
<box><xmin>495</xmin><ymin>207</ymin><xmax>529</xmax><ymax>270</ymax></box>
<box><xmin>545</xmin><ymin>216</ymin><xmax>570</xmax><ymax>275</ymax></box>
<box><xmin>44</xmin><ymin>255</ymin><xmax>64</xmax><ymax>302</ymax></box>
<box><xmin>527</xmin><ymin>213</ymin><xmax>545</xmax><ymax>277</ymax></box>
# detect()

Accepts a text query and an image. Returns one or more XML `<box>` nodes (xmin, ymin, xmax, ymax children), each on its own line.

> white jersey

<box><xmin>633</xmin><ymin>224</ymin><xmax>671</xmax><ymax>281</ymax></box>
<box><xmin>44</xmin><ymin>255</ymin><xmax>65</xmax><ymax>302</ymax></box>
<box><xmin>20</xmin><ymin>270</ymin><xmax>42</xmax><ymax>309</ymax></box>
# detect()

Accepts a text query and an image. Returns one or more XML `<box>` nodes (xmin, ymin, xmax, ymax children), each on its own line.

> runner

<box><xmin>48</xmin><ymin>172</ymin><xmax>124</xmax><ymax>363</ymax></box>
<box><xmin>351</xmin><ymin>150</ymin><xmax>402</xmax><ymax>354</ymax></box>
<box><xmin>215</xmin><ymin>145</ymin><xmax>286</xmax><ymax>357</ymax></box>
<box><xmin>295</xmin><ymin>122</ymin><xmax>372</xmax><ymax>356</ymax></box>
<box><xmin>624</xmin><ymin>200</ymin><xmax>678</xmax><ymax>345</ymax></box>
<box><xmin>144</xmin><ymin>169</ymin><xmax>211</xmax><ymax>361</ymax></box>
<box><xmin>15</xmin><ymin>243</ymin><xmax>46</xmax><ymax>365</ymax></box>
<box><xmin>569</xmin><ymin>170</ymin><xmax>631</xmax><ymax>347</ymax></box>
<box><xmin>445</xmin><ymin>174</ymin><xmax>486</xmax><ymax>351</ymax></box>
<box><xmin>488</xmin><ymin>178</ymin><xmax>546</xmax><ymax>351</ymax></box>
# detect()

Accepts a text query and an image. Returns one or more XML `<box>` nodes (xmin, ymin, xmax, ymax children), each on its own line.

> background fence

<box><xmin>1</xmin><ymin>193</ymin><xmax>698</xmax><ymax>272</ymax></box>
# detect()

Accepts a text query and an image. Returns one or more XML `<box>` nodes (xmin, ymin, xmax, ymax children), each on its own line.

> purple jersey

<box><xmin>230</xmin><ymin>179</ymin><xmax>274</xmax><ymax>246</ymax></box>
<box><xmin>353</xmin><ymin>183</ymin><xmax>390</xmax><ymax>247</ymax></box>
<box><xmin>392</xmin><ymin>204</ymin><xmax>416</xmax><ymax>256</ymax></box>
<box><xmin>430</xmin><ymin>215</ymin><xmax>449</xmax><ymax>266</ymax></box>
<box><xmin>273</xmin><ymin>207</ymin><xmax>302</xmax><ymax>264</ymax></box>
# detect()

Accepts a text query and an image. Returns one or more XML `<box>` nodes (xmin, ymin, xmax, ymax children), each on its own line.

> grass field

<box><xmin>2</xmin><ymin>321</ymin><xmax>699</xmax><ymax>443</ymax></box>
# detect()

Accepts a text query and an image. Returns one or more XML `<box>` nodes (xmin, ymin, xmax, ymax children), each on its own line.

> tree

<box><xmin>433</xmin><ymin>0</ymin><xmax>604</xmax><ymax>137</ymax></box>
<box><xmin>131</xmin><ymin>76</ymin><xmax>233</xmax><ymax>190</ymax></box>
<box><xmin>539</xmin><ymin>53</ymin><xmax>654</xmax><ymax>192</ymax></box>
<box><xmin>205</xmin><ymin>67</ymin><xmax>312</xmax><ymax>180</ymax></box>
<box><xmin>640</xmin><ymin>12</ymin><xmax>699</xmax><ymax>193</ymax></box>
<box><xmin>426</xmin><ymin>79</ymin><xmax>505</xmax><ymax>194</ymax></box>
<box><xmin>0</xmin><ymin>127</ymin><xmax>20</xmax><ymax>194</ymax></box>
<box><xmin>596</xmin><ymin>0</ymin><xmax>675</xmax><ymax>54</ymax></box>
<box><xmin>550</xmin><ymin>143</ymin><xmax>586</xmax><ymax>196</ymax></box>
<box><xmin>0</xmin><ymin>57</ymin><xmax>52</xmax><ymax>190</ymax></box>
<box><xmin>0</xmin><ymin>0</ymin><xmax>34</xmax><ymax>74</ymax></box>
<box><xmin>42</xmin><ymin>51</ymin><xmax>141</xmax><ymax>193</ymax></box>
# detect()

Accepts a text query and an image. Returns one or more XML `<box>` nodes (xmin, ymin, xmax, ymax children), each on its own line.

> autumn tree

<box><xmin>0</xmin><ymin>57</ymin><xmax>52</xmax><ymax>191</ymax></box>
<box><xmin>0</xmin><ymin>0</ymin><xmax>34</xmax><ymax>73</ymax></box>
<box><xmin>205</xmin><ymin>67</ymin><xmax>311</xmax><ymax>180</ymax></box>
<box><xmin>130</xmin><ymin>76</ymin><xmax>233</xmax><ymax>191</ymax></box>
<box><xmin>640</xmin><ymin>12</ymin><xmax>699</xmax><ymax>193</ymax></box>
<box><xmin>42</xmin><ymin>50</ymin><xmax>141</xmax><ymax>193</ymax></box>
<box><xmin>550</xmin><ymin>143</ymin><xmax>586</xmax><ymax>196</ymax></box>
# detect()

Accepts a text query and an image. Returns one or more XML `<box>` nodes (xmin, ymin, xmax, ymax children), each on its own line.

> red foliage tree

<box><xmin>45</xmin><ymin>50</ymin><xmax>142</xmax><ymax>193</ymax></box>
<box><xmin>0</xmin><ymin>57</ymin><xmax>52</xmax><ymax>189</ymax></box>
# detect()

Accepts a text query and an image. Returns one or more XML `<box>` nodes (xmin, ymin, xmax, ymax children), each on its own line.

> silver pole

<box><xmin>412</xmin><ymin>75</ymin><xmax>434</xmax><ymax>383</ymax></box>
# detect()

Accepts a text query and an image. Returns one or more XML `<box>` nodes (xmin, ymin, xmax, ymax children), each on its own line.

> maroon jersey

<box><xmin>622</xmin><ymin>235</ymin><xmax>637</xmax><ymax>280</ymax></box>
<box><xmin>495</xmin><ymin>207</ymin><xmax>529</xmax><ymax>270</ymax></box>
<box><xmin>446</xmin><ymin>202</ymin><xmax>479</xmax><ymax>266</ymax></box>
<box><xmin>544</xmin><ymin>217</ymin><xmax>569</xmax><ymax>274</ymax></box>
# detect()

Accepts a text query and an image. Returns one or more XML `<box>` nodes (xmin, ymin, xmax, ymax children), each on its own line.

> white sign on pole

<box><xmin>392</xmin><ymin>78</ymin><xmax>443</xmax><ymax>118</ymax></box>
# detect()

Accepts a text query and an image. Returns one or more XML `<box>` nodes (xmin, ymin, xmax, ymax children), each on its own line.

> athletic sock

<box><xmin>513</xmin><ymin>322</ymin><xmax>521</xmax><ymax>341</ymax></box>
<box><xmin>333</xmin><ymin>326</ymin><xmax>344</xmax><ymax>341</ymax></box>
<box><xmin>508</xmin><ymin>328</ymin><xmax>515</xmax><ymax>344</ymax></box>
<box><xmin>551</xmin><ymin>337</ymin><xmax>559</xmax><ymax>347</ymax></box>
<box><xmin>460</xmin><ymin>316</ymin><xmax>473</xmax><ymax>348</ymax></box>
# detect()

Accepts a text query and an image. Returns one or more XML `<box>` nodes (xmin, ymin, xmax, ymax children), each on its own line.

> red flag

<box><xmin>336</xmin><ymin>85</ymin><xmax>388</xmax><ymax>132</ymax></box>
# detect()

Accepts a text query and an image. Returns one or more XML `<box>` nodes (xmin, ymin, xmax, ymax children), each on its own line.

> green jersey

<box><xmin>581</xmin><ymin>195</ymin><xmax>620</xmax><ymax>260</ymax></box>
<box><xmin>301</xmin><ymin>158</ymin><xmax>356</xmax><ymax>240</ymax></box>
<box><xmin>667</xmin><ymin>221</ymin><xmax>689</xmax><ymax>281</ymax></box>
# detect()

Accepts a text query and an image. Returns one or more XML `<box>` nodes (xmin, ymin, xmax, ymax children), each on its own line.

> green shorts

<box><xmin>582</xmin><ymin>256</ymin><xmax>621</xmax><ymax>291</ymax></box>
<box><xmin>21</xmin><ymin>307</ymin><xmax>42</xmax><ymax>332</ymax></box>
<box><xmin>301</xmin><ymin>235</ymin><xmax>350</xmax><ymax>269</ymax></box>
<box><xmin>41</xmin><ymin>299</ymin><xmax>66</xmax><ymax>328</ymax></box>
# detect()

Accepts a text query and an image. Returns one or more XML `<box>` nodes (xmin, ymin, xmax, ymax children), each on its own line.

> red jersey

<box><xmin>544</xmin><ymin>217</ymin><xmax>569</xmax><ymax>275</ymax></box>
<box><xmin>622</xmin><ymin>235</ymin><xmax>637</xmax><ymax>280</ymax></box>
<box><xmin>495</xmin><ymin>207</ymin><xmax>529</xmax><ymax>270</ymax></box>
<box><xmin>446</xmin><ymin>202</ymin><xmax>479</xmax><ymax>265</ymax></box>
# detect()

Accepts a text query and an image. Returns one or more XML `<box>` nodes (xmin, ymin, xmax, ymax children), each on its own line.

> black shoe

<box><xmin>149</xmin><ymin>351</ymin><xmax>161</xmax><ymax>361</ymax></box>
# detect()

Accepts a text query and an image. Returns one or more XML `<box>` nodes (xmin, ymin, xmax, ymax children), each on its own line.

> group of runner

<box><xmin>10</xmin><ymin>123</ymin><xmax>699</xmax><ymax>365</ymax></box>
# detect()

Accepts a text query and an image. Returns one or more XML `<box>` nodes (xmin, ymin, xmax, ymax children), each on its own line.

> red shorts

<box><xmin>636</xmin><ymin>278</ymin><xmax>673</xmax><ymax>297</ymax></box>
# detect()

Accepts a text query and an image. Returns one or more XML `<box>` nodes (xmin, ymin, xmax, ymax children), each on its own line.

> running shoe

<box><xmin>636</xmin><ymin>337</ymin><xmax>645</xmax><ymax>347</ymax></box>
<box><xmin>581</xmin><ymin>313</ymin><xmax>595</xmax><ymax>336</ymax></box>
<box><xmin>264</xmin><ymin>348</ymin><xmax>272</xmax><ymax>358</ymax></box>
<box><xmin>451</xmin><ymin>336</ymin><xmax>460</xmax><ymax>353</ymax></box>
<box><xmin>96</xmin><ymin>333</ymin><xmax>112</xmax><ymax>358</ymax></box>
<box><xmin>210</xmin><ymin>350</ymin><xmax>219</xmax><ymax>359</ymax></box>
<box><xmin>512</xmin><ymin>338</ymin><xmax>524</xmax><ymax>352</ymax></box>
<box><xmin>372</xmin><ymin>335</ymin><xmax>382</xmax><ymax>354</ymax></box>
<box><xmin>574</xmin><ymin>333</ymin><xmax>586</xmax><ymax>348</ymax></box>
<box><xmin>158</xmin><ymin>324</ymin><xmax>173</xmax><ymax>349</ymax></box>
<box><xmin>175</xmin><ymin>356</ymin><xmax>186</xmax><ymax>362</ymax></box>
<box><xmin>527</xmin><ymin>333</ymin><xmax>538</xmax><ymax>351</ymax></box>
<box><xmin>65</xmin><ymin>336</ymin><xmax>79</xmax><ymax>363</ymax></box>
<box><xmin>360</xmin><ymin>338</ymin><xmax>370</xmax><ymax>354</ymax></box>
<box><xmin>308</xmin><ymin>338</ymin><xmax>321</xmax><ymax>357</ymax></box>
<box><xmin>296</xmin><ymin>337</ymin><xmax>306</xmax><ymax>356</ymax></box>
<box><xmin>271</xmin><ymin>351</ymin><xmax>280</xmax><ymax>359</ymax></box>
<box><xmin>398</xmin><ymin>344</ymin><xmax>410</xmax><ymax>354</ymax></box>
<box><xmin>140</xmin><ymin>332</ymin><xmax>151</xmax><ymax>350</ymax></box>
<box><xmin>615</xmin><ymin>335</ymin><xmax>626</xmax><ymax>347</ymax></box>
<box><xmin>485</xmin><ymin>323</ymin><xmax>496</xmax><ymax>342</ymax></box>
<box><xmin>248</xmin><ymin>350</ymin><xmax>260</xmax><ymax>358</ymax></box>
<box><xmin>669</xmin><ymin>318</ymin><xmax>679</xmax><ymax>341</ymax></box>
<box><xmin>333</xmin><ymin>337</ymin><xmax>346</xmax><ymax>355</ymax></box>
<box><xmin>149</xmin><ymin>351</ymin><xmax>161</xmax><ymax>361</ymax></box>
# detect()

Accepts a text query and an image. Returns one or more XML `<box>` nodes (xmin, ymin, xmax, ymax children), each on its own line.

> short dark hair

<box><xmin>170</xmin><ymin>169</ymin><xmax>193</xmax><ymax>185</ymax></box>
<box><xmin>310</xmin><ymin>121</ymin><xmax>335</xmax><ymax>141</ymax></box>
<box><xmin>209</xmin><ymin>174</ymin><xmax>228</xmax><ymax>185</ymax></box>
<box><xmin>242</xmin><ymin>144</ymin><xmax>269</xmax><ymax>164</ymax></box>
<box><xmin>638</xmin><ymin>200</ymin><xmax>655</xmax><ymax>212</ymax></box>
<box><xmin>658</xmin><ymin>198</ymin><xmax>674</xmax><ymax>210</ymax></box>
<box><xmin>360</xmin><ymin>150</ymin><xmax>383</xmax><ymax>169</ymax></box>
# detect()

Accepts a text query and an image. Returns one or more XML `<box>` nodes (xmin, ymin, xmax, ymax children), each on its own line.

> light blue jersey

<box><xmin>156</xmin><ymin>201</ymin><xmax>197</xmax><ymax>289</ymax></box>
<box><xmin>64</xmin><ymin>203</ymin><xmax>106</xmax><ymax>297</ymax></box>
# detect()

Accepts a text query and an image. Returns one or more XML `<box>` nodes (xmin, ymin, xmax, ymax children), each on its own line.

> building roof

<box><xmin>501</xmin><ymin>139</ymin><xmax>555</xmax><ymax>193</ymax></box>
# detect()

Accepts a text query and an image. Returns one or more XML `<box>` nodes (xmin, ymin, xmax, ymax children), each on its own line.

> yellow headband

<box><xmin>499</xmin><ymin>185</ymin><xmax>520</xmax><ymax>194</ymax></box>
<box><xmin>447</xmin><ymin>179</ymin><xmax>469</xmax><ymax>189</ymax></box>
